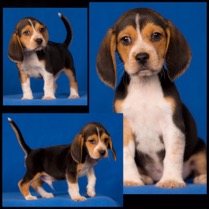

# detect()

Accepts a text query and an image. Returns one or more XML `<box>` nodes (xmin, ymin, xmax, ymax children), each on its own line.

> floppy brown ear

<box><xmin>70</xmin><ymin>133</ymin><xmax>84</xmax><ymax>164</ymax></box>
<box><xmin>165</xmin><ymin>20</ymin><xmax>191</xmax><ymax>81</ymax></box>
<box><xmin>108</xmin><ymin>137</ymin><xmax>117</xmax><ymax>161</ymax></box>
<box><xmin>96</xmin><ymin>28</ymin><xmax>117</xmax><ymax>88</ymax></box>
<box><xmin>8</xmin><ymin>32</ymin><xmax>23</xmax><ymax>62</ymax></box>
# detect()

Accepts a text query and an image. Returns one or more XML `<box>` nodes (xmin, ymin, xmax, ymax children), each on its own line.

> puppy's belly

<box><xmin>122</xmin><ymin>76</ymin><xmax>174</xmax><ymax>181</ymax></box>
<box><xmin>135</xmin><ymin>133</ymin><xmax>165</xmax><ymax>182</ymax></box>
<box><xmin>124</xmin><ymin>106</ymin><xmax>167</xmax><ymax>181</ymax></box>
<box><xmin>21</xmin><ymin>53</ymin><xmax>45</xmax><ymax>78</ymax></box>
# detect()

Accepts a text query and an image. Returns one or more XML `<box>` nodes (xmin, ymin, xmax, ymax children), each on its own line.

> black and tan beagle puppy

<box><xmin>97</xmin><ymin>8</ymin><xmax>207</xmax><ymax>188</ymax></box>
<box><xmin>8</xmin><ymin>118</ymin><xmax>116</xmax><ymax>201</ymax></box>
<box><xmin>8</xmin><ymin>13</ymin><xmax>79</xmax><ymax>99</ymax></box>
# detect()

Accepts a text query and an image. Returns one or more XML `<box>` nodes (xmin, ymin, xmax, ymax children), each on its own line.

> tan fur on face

<box><xmin>117</xmin><ymin>21</ymin><xmax>167</xmax><ymax>76</ymax></box>
<box><xmin>85</xmin><ymin>134</ymin><xmax>98</xmax><ymax>157</ymax></box>
<box><xmin>142</xmin><ymin>23</ymin><xmax>167</xmax><ymax>58</ymax></box>
<box><xmin>117</xmin><ymin>26</ymin><xmax>137</xmax><ymax>65</ymax></box>
<box><xmin>19</xmin><ymin>21</ymin><xmax>48</xmax><ymax>51</ymax></box>
<box><xmin>85</xmin><ymin>133</ymin><xmax>110</xmax><ymax>159</ymax></box>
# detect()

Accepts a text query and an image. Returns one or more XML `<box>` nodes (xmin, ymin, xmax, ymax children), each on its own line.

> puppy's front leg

<box><xmin>18</xmin><ymin>67</ymin><xmax>33</xmax><ymax>99</ymax></box>
<box><xmin>86</xmin><ymin>167</ymin><xmax>96</xmax><ymax>197</ymax></box>
<box><xmin>66</xmin><ymin>178</ymin><xmax>87</xmax><ymax>201</ymax></box>
<box><xmin>42</xmin><ymin>71</ymin><xmax>56</xmax><ymax>100</ymax></box>
<box><xmin>123</xmin><ymin>118</ymin><xmax>144</xmax><ymax>186</ymax></box>
<box><xmin>156</xmin><ymin>129</ymin><xmax>186</xmax><ymax>188</ymax></box>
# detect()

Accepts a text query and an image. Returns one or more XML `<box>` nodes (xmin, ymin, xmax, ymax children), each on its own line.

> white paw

<box><xmin>87</xmin><ymin>188</ymin><xmax>96</xmax><ymax>197</ymax></box>
<box><xmin>25</xmin><ymin>195</ymin><xmax>38</xmax><ymax>200</ymax></box>
<box><xmin>124</xmin><ymin>179</ymin><xmax>144</xmax><ymax>186</ymax></box>
<box><xmin>22</xmin><ymin>95</ymin><xmax>33</xmax><ymax>100</ymax></box>
<box><xmin>156</xmin><ymin>179</ymin><xmax>186</xmax><ymax>188</ymax></box>
<box><xmin>71</xmin><ymin>195</ymin><xmax>87</xmax><ymax>201</ymax></box>
<box><xmin>42</xmin><ymin>192</ymin><xmax>54</xmax><ymax>198</ymax></box>
<box><xmin>42</xmin><ymin>95</ymin><xmax>56</xmax><ymax>100</ymax></box>
<box><xmin>194</xmin><ymin>174</ymin><xmax>207</xmax><ymax>184</ymax></box>
<box><xmin>68</xmin><ymin>94</ymin><xmax>80</xmax><ymax>99</ymax></box>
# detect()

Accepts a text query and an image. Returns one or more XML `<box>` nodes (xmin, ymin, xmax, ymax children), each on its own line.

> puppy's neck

<box><xmin>129</xmin><ymin>73</ymin><xmax>160</xmax><ymax>87</ymax></box>
<box><xmin>23</xmin><ymin>47</ymin><xmax>45</xmax><ymax>56</ymax></box>
<box><xmin>23</xmin><ymin>50</ymin><xmax>36</xmax><ymax>56</ymax></box>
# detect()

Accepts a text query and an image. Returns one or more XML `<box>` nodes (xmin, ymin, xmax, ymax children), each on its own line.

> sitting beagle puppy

<box><xmin>8</xmin><ymin>13</ymin><xmax>79</xmax><ymax>99</ymax></box>
<box><xmin>97</xmin><ymin>8</ymin><xmax>207</xmax><ymax>188</ymax></box>
<box><xmin>8</xmin><ymin>118</ymin><xmax>116</xmax><ymax>201</ymax></box>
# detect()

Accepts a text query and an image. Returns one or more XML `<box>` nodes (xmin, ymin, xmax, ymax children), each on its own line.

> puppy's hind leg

<box><xmin>63</xmin><ymin>68</ymin><xmax>79</xmax><ymax>98</ymax></box>
<box><xmin>191</xmin><ymin>139</ymin><xmax>207</xmax><ymax>184</ymax></box>
<box><xmin>31</xmin><ymin>178</ymin><xmax>54</xmax><ymax>199</ymax></box>
<box><xmin>18</xmin><ymin>171</ymin><xmax>40</xmax><ymax>200</ymax></box>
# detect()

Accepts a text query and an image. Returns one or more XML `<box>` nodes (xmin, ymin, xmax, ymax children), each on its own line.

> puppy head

<box><xmin>96</xmin><ymin>8</ymin><xmax>191</xmax><ymax>87</ymax></box>
<box><xmin>8</xmin><ymin>17</ymin><xmax>48</xmax><ymax>62</ymax></box>
<box><xmin>71</xmin><ymin>122</ymin><xmax>116</xmax><ymax>163</ymax></box>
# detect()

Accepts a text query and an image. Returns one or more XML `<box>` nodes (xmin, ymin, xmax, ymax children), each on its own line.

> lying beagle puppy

<box><xmin>8</xmin><ymin>13</ymin><xmax>79</xmax><ymax>99</ymax></box>
<box><xmin>8</xmin><ymin>118</ymin><xmax>116</xmax><ymax>201</ymax></box>
<box><xmin>97</xmin><ymin>8</ymin><xmax>207</xmax><ymax>188</ymax></box>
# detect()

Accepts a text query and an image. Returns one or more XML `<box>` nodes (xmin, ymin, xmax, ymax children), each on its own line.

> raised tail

<box><xmin>58</xmin><ymin>13</ymin><xmax>72</xmax><ymax>47</ymax></box>
<box><xmin>8</xmin><ymin>118</ymin><xmax>31</xmax><ymax>156</ymax></box>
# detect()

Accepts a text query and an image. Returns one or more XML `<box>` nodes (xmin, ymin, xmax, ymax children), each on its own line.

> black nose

<box><xmin>99</xmin><ymin>150</ymin><xmax>106</xmax><ymax>156</ymax></box>
<box><xmin>135</xmin><ymin>53</ymin><xmax>149</xmax><ymax>64</ymax></box>
<box><xmin>36</xmin><ymin>38</ymin><xmax>43</xmax><ymax>45</ymax></box>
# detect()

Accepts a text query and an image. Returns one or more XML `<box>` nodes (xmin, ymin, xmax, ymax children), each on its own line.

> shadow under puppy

<box><xmin>8</xmin><ymin>13</ymin><xmax>79</xmax><ymax>99</ymax></box>
<box><xmin>8</xmin><ymin>118</ymin><xmax>116</xmax><ymax>201</ymax></box>
<box><xmin>97</xmin><ymin>8</ymin><xmax>207</xmax><ymax>187</ymax></box>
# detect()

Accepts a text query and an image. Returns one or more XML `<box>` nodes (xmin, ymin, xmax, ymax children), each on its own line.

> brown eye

<box><xmin>23</xmin><ymin>30</ymin><xmax>31</xmax><ymax>36</ymax></box>
<box><xmin>121</xmin><ymin>36</ymin><xmax>132</xmax><ymax>46</ymax></box>
<box><xmin>39</xmin><ymin>27</ymin><xmax>45</xmax><ymax>33</ymax></box>
<box><xmin>151</xmin><ymin>32</ymin><xmax>162</xmax><ymax>41</ymax></box>
<box><xmin>88</xmin><ymin>139</ymin><xmax>96</xmax><ymax>144</ymax></box>
<box><xmin>104</xmin><ymin>138</ymin><xmax>109</xmax><ymax>143</ymax></box>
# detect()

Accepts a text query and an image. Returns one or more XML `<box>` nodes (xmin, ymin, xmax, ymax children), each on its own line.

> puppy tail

<box><xmin>8</xmin><ymin>118</ymin><xmax>31</xmax><ymax>156</ymax></box>
<box><xmin>58</xmin><ymin>13</ymin><xmax>72</xmax><ymax>47</ymax></box>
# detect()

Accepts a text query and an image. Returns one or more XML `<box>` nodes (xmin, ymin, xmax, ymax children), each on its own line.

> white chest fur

<box><xmin>122</xmin><ymin>75</ymin><xmax>174</xmax><ymax>156</ymax></box>
<box><xmin>78</xmin><ymin>157</ymin><xmax>97</xmax><ymax>177</ymax></box>
<box><xmin>21</xmin><ymin>52</ymin><xmax>45</xmax><ymax>78</ymax></box>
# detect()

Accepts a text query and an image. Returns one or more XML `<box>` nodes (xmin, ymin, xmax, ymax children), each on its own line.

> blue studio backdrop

<box><xmin>3</xmin><ymin>8</ymin><xmax>87</xmax><ymax>105</ymax></box>
<box><xmin>90</xmin><ymin>2</ymin><xmax>207</xmax><ymax>194</ymax></box>
<box><xmin>2</xmin><ymin>113</ymin><xmax>123</xmax><ymax>207</ymax></box>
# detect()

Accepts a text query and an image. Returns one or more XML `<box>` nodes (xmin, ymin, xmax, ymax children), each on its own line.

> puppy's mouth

<box><xmin>128</xmin><ymin>67</ymin><xmax>160</xmax><ymax>77</ymax></box>
<box><xmin>125</xmin><ymin>57</ymin><xmax>163</xmax><ymax>77</ymax></box>
<box><xmin>35</xmin><ymin>46</ymin><xmax>45</xmax><ymax>51</ymax></box>
<box><xmin>24</xmin><ymin>45</ymin><xmax>46</xmax><ymax>53</ymax></box>
<box><xmin>34</xmin><ymin>42</ymin><xmax>47</xmax><ymax>51</ymax></box>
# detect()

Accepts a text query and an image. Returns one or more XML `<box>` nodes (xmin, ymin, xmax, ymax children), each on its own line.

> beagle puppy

<box><xmin>8</xmin><ymin>118</ymin><xmax>116</xmax><ymax>201</ymax></box>
<box><xmin>97</xmin><ymin>8</ymin><xmax>207</xmax><ymax>188</ymax></box>
<box><xmin>8</xmin><ymin>13</ymin><xmax>79</xmax><ymax>100</ymax></box>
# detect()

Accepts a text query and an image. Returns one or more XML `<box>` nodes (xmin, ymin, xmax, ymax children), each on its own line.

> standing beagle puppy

<box><xmin>97</xmin><ymin>8</ymin><xmax>207</xmax><ymax>188</ymax></box>
<box><xmin>8</xmin><ymin>118</ymin><xmax>116</xmax><ymax>201</ymax></box>
<box><xmin>8</xmin><ymin>13</ymin><xmax>79</xmax><ymax>99</ymax></box>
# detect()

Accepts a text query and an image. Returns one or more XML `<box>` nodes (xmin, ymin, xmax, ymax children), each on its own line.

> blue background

<box><xmin>90</xmin><ymin>2</ymin><xmax>207</xmax><ymax>143</ymax></box>
<box><xmin>2</xmin><ymin>113</ymin><xmax>123</xmax><ymax>206</ymax></box>
<box><xmin>3</xmin><ymin>8</ymin><xmax>87</xmax><ymax>98</ymax></box>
